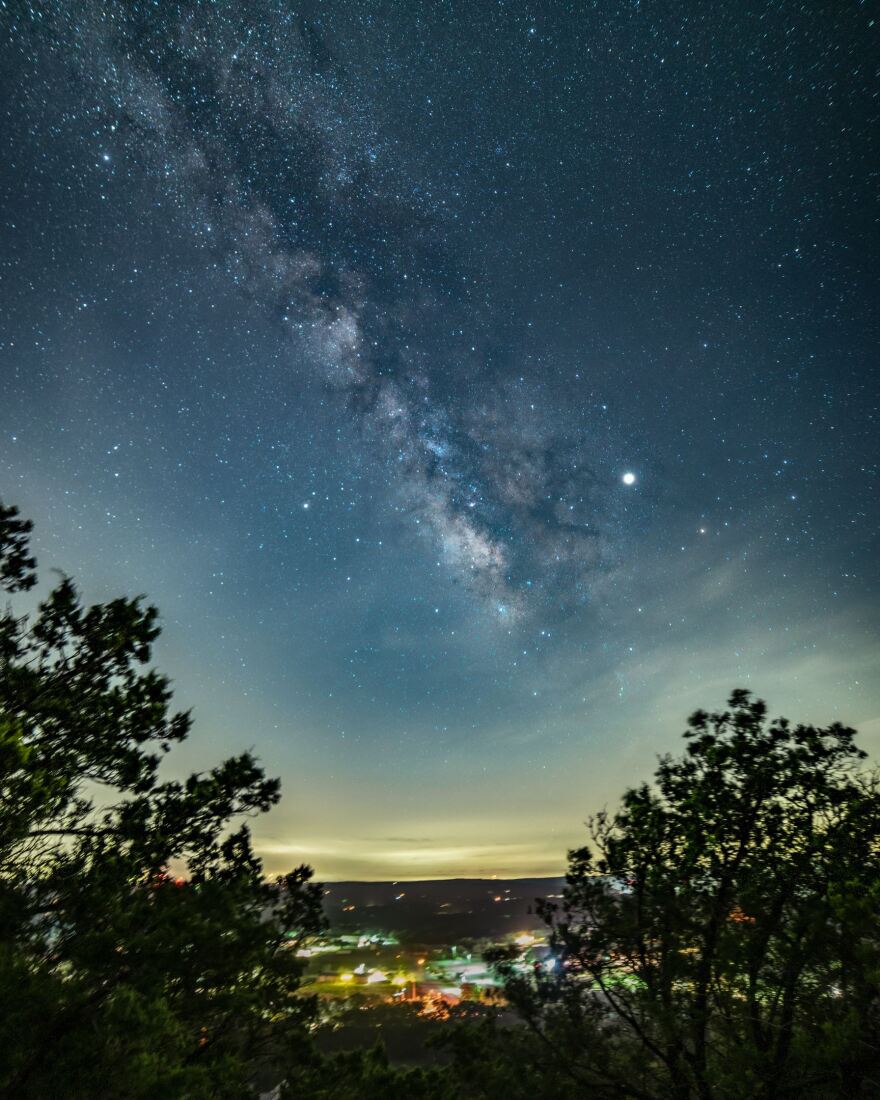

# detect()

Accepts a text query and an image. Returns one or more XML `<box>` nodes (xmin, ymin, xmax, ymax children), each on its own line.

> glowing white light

<box><xmin>622</xmin><ymin>472</ymin><xmax>637</xmax><ymax>486</ymax></box>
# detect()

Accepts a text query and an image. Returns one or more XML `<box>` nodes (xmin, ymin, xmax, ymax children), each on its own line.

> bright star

<box><xmin>622</xmin><ymin>472</ymin><xmax>637</xmax><ymax>486</ymax></box>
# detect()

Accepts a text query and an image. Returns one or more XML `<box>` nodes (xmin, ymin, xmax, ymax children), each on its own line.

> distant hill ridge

<box><xmin>322</xmin><ymin>876</ymin><xmax>566</xmax><ymax>887</ymax></box>
<box><xmin>319</xmin><ymin>877</ymin><xmax>567</xmax><ymax>943</ymax></box>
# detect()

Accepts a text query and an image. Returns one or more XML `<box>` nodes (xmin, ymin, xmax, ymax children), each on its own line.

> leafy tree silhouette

<box><xmin>450</xmin><ymin>692</ymin><xmax>880</xmax><ymax>1099</ymax></box>
<box><xmin>0</xmin><ymin>500</ymin><xmax>324</xmax><ymax>1098</ymax></box>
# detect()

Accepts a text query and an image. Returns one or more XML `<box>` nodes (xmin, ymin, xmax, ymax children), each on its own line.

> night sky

<box><xmin>1</xmin><ymin>1</ymin><xmax>878</xmax><ymax>879</ymax></box>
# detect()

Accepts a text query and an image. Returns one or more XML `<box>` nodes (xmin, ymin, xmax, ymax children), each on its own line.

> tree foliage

<box><xmin>284</xmin><ymin>1041</ymin><xmax>455</xmax><ymax>1099</ymax></box>
<box><xmin>0</xmin><ymin>501</ymin><xmax>324</xmax><ymax>1098</ymax></box>
<box><xmin>484</xmin><ymin>692</ymin><xmax>880</xmax><ymax>1099</ymax></box>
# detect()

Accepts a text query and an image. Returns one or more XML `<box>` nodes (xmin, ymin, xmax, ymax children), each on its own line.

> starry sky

<box><xmin>1</xmin><ymin>1</ymin><xmax>878</xmax><ymax>880</ymax></box>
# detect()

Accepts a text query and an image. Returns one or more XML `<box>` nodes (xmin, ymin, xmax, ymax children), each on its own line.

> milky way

<box><xmin>59</xmin><ymin>0</ymin><xmax>626</xmax><ymax>619</ymax></box>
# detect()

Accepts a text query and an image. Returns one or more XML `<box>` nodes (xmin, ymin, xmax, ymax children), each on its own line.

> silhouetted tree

<box><xmin>469</xmin><ymin>692</ymin><xmax>880</xmax><ymax>1099</ymax></box>
<box><xmin>0</xmin><ymin>501</ymin><xmax>324</xmax><ymax>1098</ymax></box>
<box><xmin>283</xmin><ymin>1042</ymin><xmax>455</xmax><ymax>1099</ymax></box>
